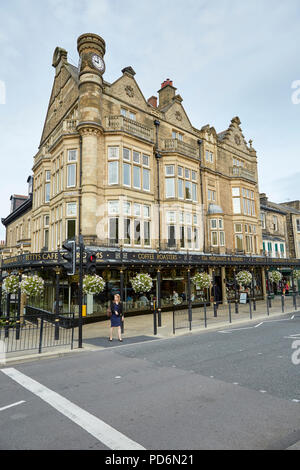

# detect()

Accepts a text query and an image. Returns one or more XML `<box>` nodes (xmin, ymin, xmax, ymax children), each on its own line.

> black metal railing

<box><xmin>0</xmin><ymin>310</ymin><xmax>75</xmax><ymax>355</ymax></box>
<box><xmin>172</xmin><ymin>292</ymin><xmax>300</xmax><ymax>334</ymax></box>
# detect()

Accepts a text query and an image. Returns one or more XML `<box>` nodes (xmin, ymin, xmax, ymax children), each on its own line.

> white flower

<box><xmin>20</xmin><ymin>275</ymin><xmax>44</xmax><ymax>297</ymax></box>
<box><xmin>269</xmin><ymin>270</ymin><xmax>282</xmax><ymax>284</ymax></box>
<box><xmin>130</xmin><ymin>273</ymin><xmax>153</xmax><ymax>293</ymax></box>
<box><xmin>3</xmin><ymin>275</ymin><xmax>19</xmax><ymax>294</ymax></box>
<box><xmin>236</xmin><ymin>270</ymin><xmax>252</xmax><ymax>287</ymax></box>
<box><xmin>192</xmin><ymin>272</ymin><xmax>212</xmax><ymax>290</ymax></box>
<box><xmin>83</xmin><ymin>275</ymin><xmax>105</xmax><ymax>295</ymax></box>
<box><xmin>293</xmin><ymin>270</ymin><xmax>300</xmax><ymax>281</ymax></box>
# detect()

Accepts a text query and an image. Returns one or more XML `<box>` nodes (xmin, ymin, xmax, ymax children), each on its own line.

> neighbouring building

<box><xmin>1</xmin><ymin>178</ymin><xmax>33</xmax><ymax>258</ymax></box>
<box><xmin>260</xmin><ymin>194</ymin><xmax>288</xmax><ymax>259</ymax></box>
<box><xmin>1</xmin><ymin>33</ymin><xmax>299</xmax><ymax>318</ymax></box>
<box><xmin>279</xmin><ymin>201</ymin><xmax>300</xmax><ymax>260</ymax></box>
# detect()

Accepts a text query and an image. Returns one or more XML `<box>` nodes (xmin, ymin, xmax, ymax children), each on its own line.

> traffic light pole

<box><xmin>78</xmin><ymin>236</ymin><xmax>84</xmax><ymax>349</ymax></box>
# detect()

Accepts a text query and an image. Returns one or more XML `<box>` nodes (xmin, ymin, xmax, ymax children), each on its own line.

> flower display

<box><xmin>293</xmin><ymin>270</ymin><xmax>300</xmax><ymax>281</ymax></box>
<box><xmin>83</xmin><ymin>274</ymin><xmax>105</xmax><ymax>295</ymax></box>
<box><xmin>191</xmin><ymin>272</ymin><xmax>212</xmax><ymax>290</ymax></box>
<box><xmin>2</xmin><ymin>275</ymin><xmax>19</xmax><ymax>294</ymax></box>
<box><xmin>130</xmin><ymin>273</ymin><xmax>153</xmax><ymax>293</ymax></box>
<box><xmin>20</xmin><ymin>275</ymin><xmax>44</xmax><ymax>297</ymax></box>
<box><xmin>269</xmin><ymin>270</ymin><xmax>282</xmax><ymax>284</ymax></box>
<box><xmin>236</xmin><ymin>270</ymin><xmax>252</xmax><ymax>287</ymax></box>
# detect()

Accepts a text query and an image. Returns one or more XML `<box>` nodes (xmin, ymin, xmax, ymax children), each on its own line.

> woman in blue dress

<box><xmin>109</xmin><ymin>294</ymin><xmax>124</xmax><ymax>342</ymax></box>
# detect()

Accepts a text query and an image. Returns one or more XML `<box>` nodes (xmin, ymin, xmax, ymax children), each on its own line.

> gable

<box><xmin>107</xmin><ymin>73</ymin><xmax>148</xmax><ymax>111</ymax></box>
<box><xmin>39</xmin><ymin>63</ymin><xmax>79</xmax><ymax>147</ymax></box>
<box><xmin>163</xmin><ymin>100</ymin><xmax>193</xmax><ymax>132</ymax></box>
<box><xmin>218</xmin><ymin>117</ymin><xmax>249</xmax><ymax>153</ymax></box>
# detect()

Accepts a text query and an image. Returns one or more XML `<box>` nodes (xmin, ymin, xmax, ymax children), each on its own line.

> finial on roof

<box><xmin>122</xmin><ymin>66</ymin><xmax>136</xmax><ymax>76</ymax></box>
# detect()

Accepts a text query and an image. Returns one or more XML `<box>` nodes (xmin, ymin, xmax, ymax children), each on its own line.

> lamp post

<box><xmin>54</xmin><ymin>266</ymin><xmax>61</xmax><ymax>341</ymax></box>
<box><xmin>251</xmin><ymin>268</ymin><xmax>256</xmax><ymax>311</ymax></box>
<box><xmin>120</xmin><ymin>252</ymin><xmax>125</xmax><ymax>335</ymax></box>
<box><xmin>187</xmin><ymin>266</ymin><xmax>192</xmax><ymax>330</ymax></box>
<box><xmin>157</xmin><ymin>267</ymin><xmax>162</xmax><ymax>327</ymax></box>
<box><xmin>291</xmin><ymin>268</ymin><xmax>297</xmax><ymax>310</ymax></box>
<box><xmin>78</xmin><ymin>235</ymin><xmax>84</xmax><ymax>349</ymax></box>
<box><xmin>212</xmin><ymin>269</ymin><xmax>217</xmax><ymax>317</ymax></box>
<box><xmin>234</xmin><ymin>267</ymin><xmax>239</xmax><ymax>314</ymax></box>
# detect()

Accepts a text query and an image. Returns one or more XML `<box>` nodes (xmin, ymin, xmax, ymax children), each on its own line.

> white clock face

<box><xmin>92</xmin><ymin>54</ymin><xmax>105</xmax><ymax>73</ymax></box>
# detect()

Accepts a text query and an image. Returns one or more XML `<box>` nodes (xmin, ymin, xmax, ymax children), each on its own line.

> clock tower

<box><xmin>77</xmin><ymin>33</ymin><xmax>106</xmax><ymax>245</ymax></box>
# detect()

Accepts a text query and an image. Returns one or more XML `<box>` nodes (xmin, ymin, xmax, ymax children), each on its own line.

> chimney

<box><xmin>260</xmin><ymin>193</ymin><xmax>268</xmax><ymax>205</ymax></box>
<box><xmin>158</xmin><ymin>78</ymin><xmax>176</xmax><ymax>108</ymax></box>
<box><xmin>147</xmin><ymin>96</ymin><xmax>157</xmax><ymax>108</ymax></box>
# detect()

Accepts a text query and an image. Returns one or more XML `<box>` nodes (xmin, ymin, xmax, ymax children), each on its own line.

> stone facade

<box><xmin>8</xmin><ymin>32</ymin><xmax>260</xmax><ymax>257</ymax></box>
<box><xmin>3</xmin><ymin>32</ymin><xmax>298</xmax><ymax>264</ymax></box>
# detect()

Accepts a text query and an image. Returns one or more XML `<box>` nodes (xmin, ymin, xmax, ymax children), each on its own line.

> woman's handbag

<box><xmin>106</xmin><ymin>307</ymin><xmax>112</xmax><ymax>317</ymax></box>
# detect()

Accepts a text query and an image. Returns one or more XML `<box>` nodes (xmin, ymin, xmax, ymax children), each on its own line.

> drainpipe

<box><xmin>198</xmin><ymin>139</ymin><xmax>206</xmax><ymax>253</ymax></box>
<box><xmin>154</xmin><ymin>120</ymin><xmax>161</xmax><ymax>251</ymax></box>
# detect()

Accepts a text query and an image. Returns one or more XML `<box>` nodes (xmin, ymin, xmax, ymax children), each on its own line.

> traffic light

<box><xmin>86</xmin><ymin>251</ymin><xmax>97</xmax><ymax>274</ymax></box>
<box><xmin>62</xmin><ymin>240</ymin><xmax>76</xmax><ymax>275</ymax></box>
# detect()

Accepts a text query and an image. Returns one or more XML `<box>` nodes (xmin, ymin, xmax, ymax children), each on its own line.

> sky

<box><xmin>0</xmin><ymin>0</ymin><xmax>300</xmax><ymax>240</ymax></box>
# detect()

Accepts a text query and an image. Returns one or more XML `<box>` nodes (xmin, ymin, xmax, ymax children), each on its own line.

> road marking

<box><xmin>0</xmin><ymin>400</ymin><xmax>25</xmax><ymax>412</ymax></box>
<box><xmin>218</xmin><ymin>315</ymin><xmax>296</xmax><ymax>334</ymax></box>
<box><xmin>1</xmin><ymin>368</ymin><xmax>145</xmax><ymax>451</ymax></box>
<box><xmin>284</xmin><ymin>334</ymin><xmax>300</xmax><ymax>340</ymax></box>
<box><xmin>292</xmin><ymin>399</ymin><xmax>300</xmax><ymax>403</ymax></box>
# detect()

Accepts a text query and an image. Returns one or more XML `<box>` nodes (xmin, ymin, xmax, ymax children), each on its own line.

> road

<box><xmin>0</xmin><ymin>313</ymin><xmax>299</xmax><ymax>450</ymax></box>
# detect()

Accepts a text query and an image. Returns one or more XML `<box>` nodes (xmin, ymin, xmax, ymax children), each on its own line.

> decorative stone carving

<box><xmin>175</xmin><ymin>111</ymin><xmax>182</xmax><ymax>122</ymax></box>
<box><xmin>234</xmin><ymin>134</ymin><xmax>241</xmax><ymax>145</ymax></box>
<box><xmin>125</xmin><ymin>85</ymin><xmax>134</xmax><ymax>98</ymax></box>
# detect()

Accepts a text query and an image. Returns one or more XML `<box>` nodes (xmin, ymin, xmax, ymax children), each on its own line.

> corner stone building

<box><xmin>2</xmin><ymin>33</ymin><xmax>298</xmax><ymax>316</ymax></box>
<box><xmin>32</xmin><ymin>33</ymin><xmax>261</xmax><ymax>255</ymax></box>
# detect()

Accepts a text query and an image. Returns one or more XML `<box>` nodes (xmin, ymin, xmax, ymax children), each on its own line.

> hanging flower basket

<box><xmin>3</xmin><ymin>275</ymin><xmax>19</xmax><ymax>295</ymax></box>
<box><xmin>269</xmin><ymin>270</ymin><xmax>282</xmax><ymax>284</ymax></box>
<box><xmin>83</xmin><ymin>275</ymin><xmax>105</xmax><ymax>295</ymax></box>
<box><xmin>236</xmin><ymin>270</ymin><xmax>252</xmax><ymax>287</ymax></box>
<box><xmin>293</xmin><ymin>270</ymin><xmax>300</xmax><ymax>281</ymax></box>
<box><xmin>130</xmin><ymin>273</ymin><xmax>153</xmax><ymax>294</ymax></box>
<box><xmin>192</xmin><ymin>272</ymin><xmax>212</xmax><ymax>290</ymax></box>
<box><xmin>20</xmin><ymin>275</ymin><xmax>44</xmax><ymax>297</ymax></box>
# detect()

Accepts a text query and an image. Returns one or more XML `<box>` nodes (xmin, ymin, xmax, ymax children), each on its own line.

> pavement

<box><xmin>1</xmin><ymin>295</ymin><xmax>298</xmax><ymax>365</ymax></box>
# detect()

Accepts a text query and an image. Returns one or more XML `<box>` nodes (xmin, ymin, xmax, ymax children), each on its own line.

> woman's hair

<box><xmin>114</xmin><ymin>294</ymin><xmax>121</xmax><ymax>302</ymax></box>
